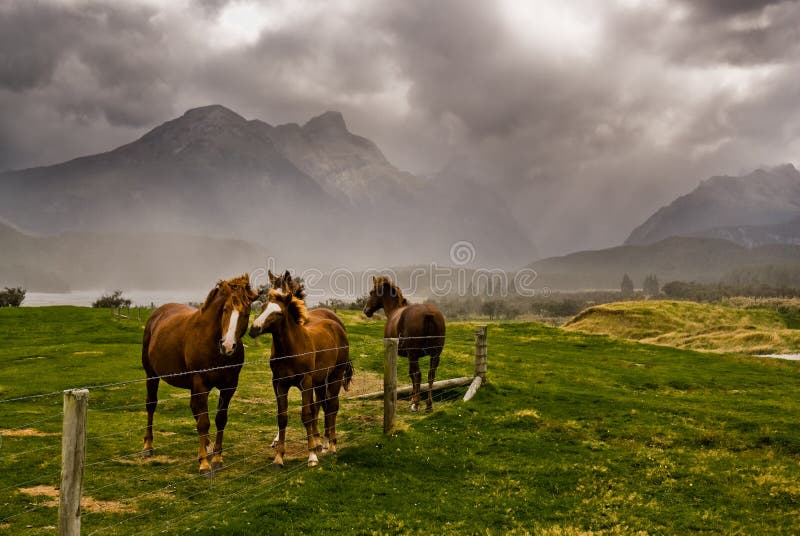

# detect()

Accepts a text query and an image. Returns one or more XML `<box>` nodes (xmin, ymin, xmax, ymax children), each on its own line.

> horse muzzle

<box><xmin>248</xmin><ymin>325</ymin><xmax>262</xmax><ymax>338</ymax></box>
<box><xmin>363</xmin><ymin>307</ymin><xmax>374</xmax><ymax>318</ymax></box>
<box><xmin>219</xmin><ymin>338</ymin><xmax>237</xmax><ymax>356</ymax></box>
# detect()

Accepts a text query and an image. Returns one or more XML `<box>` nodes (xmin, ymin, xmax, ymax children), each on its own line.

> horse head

<box><xmin>268</xmin><ymin>269</ymin><xmax>307</xmax><ymax>300</ymax></box>
<box><xmin>211</xmin><ymin>274</ymin><xmax>258</xmax><ymax>356</ymax></box>
<box><xmin>249</xmin><ymin>288</ymin><xmax>309</xmax><ymax>338</ymax></box>
<box><xmin>363</xmin><ymin>276</ymin><xmax>407</xmax><ymax>317</ymax></box>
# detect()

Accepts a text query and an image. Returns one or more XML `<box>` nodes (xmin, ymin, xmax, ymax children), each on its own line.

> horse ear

<box><xmin>284</xmin><ymin>270</ymin><xmax>292</xmax><ymax>284</ymax></box>
<box><xmin>268</xmin><ymin>270</ymin><xmax>277</xmax><ymax>284</ymax></box>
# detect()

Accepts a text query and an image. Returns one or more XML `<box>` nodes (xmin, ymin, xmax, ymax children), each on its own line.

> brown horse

<box><xmin>141</xmin><ymin>274</ymin><xmax>258</xmax><ymax>474</ymax></box>
<box><xmin>267</xmin><ymin>269</ymin><xmax>344</xmax><ymax>328</ymax></box>
<box><xmin>363</xmin><ymin>276</ymin><xmax>446</xmax><ymax>412</ymax></box>
<box><xmin>249</xmin><ymin>289</ymin><xmax>352</xmax><ymax>467</ymax></box>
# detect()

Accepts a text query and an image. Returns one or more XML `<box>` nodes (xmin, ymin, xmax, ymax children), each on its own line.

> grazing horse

<box><xmin>267</xmin><ymin>269</ymin><xmax>344</xmax><ymax>328</ymax></box>
<box><xmin>249</xmin><ymin>289</ymin><xmax>352</xmax><ymax>467</ymax></box>
<box><xmin>141</xmin><ymin>274</ymin><xmax>258</xmax><ymax>474</ymax></box>
<box><xmin>363</xmin><ymin>276</ymin><xmax>446</xmax><ymax>412</ymax></box>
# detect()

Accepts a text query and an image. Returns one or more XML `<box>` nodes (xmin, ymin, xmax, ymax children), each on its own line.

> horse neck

<box><xmin>381</xmin><ymin>294</ymin><xmax>404</xmax><ymax>317</ymax></box>
<box><xmin>195</xmin><ymin>294</ymin><xmax>225</xmax><ymax>339</ymax></box>
<box><xmin>271</xmin><ymin>318</ymin><xmax>309</xmax><ymax>357</ymax></box>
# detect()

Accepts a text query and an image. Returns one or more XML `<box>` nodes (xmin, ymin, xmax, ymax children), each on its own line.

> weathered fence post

<box><xmin>383</xmin><ymin>338</ymin><xmax>398</xmax><ymax>433</ymax></box>
<box><xmin>464</xmin><ymin>325</ymin><xmax>488</xmax><ymax>402</ymax></box>
<box><xmin>59</xmin><ymin>389</ymin><xmax>88</xmax><ymax>536</ymax></box>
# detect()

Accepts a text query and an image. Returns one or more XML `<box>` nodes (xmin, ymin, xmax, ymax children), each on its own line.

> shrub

<box><xmin>92</xmin><ymin>290</ymin><xmax>132</xmax><ymax>308</ymax></box>
<box><xmin>0</xmin><ymin>287</ymin><xmax>26</xmax><ymax>307</ymax></box>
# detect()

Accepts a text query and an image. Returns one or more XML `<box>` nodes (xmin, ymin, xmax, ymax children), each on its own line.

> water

<box><xmin>758</xmin><ymin>354</ymin><xmax>800</xmax><ymax>361</ymax></box>
<box><xmin>22</xmin><ymin>290</ymin><xmax>206</xmax><ymax>307</ymax></box>
<box><xmin>22</xmin><ymin>289</ymin><xmax>330</xmax><ymax>307</ymax></box>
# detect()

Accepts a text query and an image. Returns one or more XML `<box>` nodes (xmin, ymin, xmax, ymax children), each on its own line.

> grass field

<box><xmin>565</xmin><ymin>299</ymin><xmax>800</xmax><ymax>355</ymax></box>
<box><xmin>2</xmin><ymin>306</ymin><xmax>800</xmax><ymax>534</ymax></box>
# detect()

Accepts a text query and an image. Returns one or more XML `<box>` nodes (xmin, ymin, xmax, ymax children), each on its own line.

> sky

<box><xmin>1</xmin><ymin>0</ymin><xmax>799</xmax><ymax>256</ymax></box>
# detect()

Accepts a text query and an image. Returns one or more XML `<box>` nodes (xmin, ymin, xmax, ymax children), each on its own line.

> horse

<box><xmin>141</xmin><ymin>274</ymin><xmax>258</xmax><ymax>474</ymax></box>
<box><xmin>249</xmin><ymin>289</ymin><xmax>352</xmax><ymax>467</ymax></box>
<box><xmin>267</xmin><ymin>269</ymin><xmax>344</xmax><ymax>328</ymax></box>
<box><xmin>363</xmin><ymin>276</ymin><xmax>446</xmax><ymax>412</ymax></box>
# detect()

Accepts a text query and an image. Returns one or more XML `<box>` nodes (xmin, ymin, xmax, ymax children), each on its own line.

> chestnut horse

<box><xmin>267</xmin><ymin>269</ymin><xmax>344</xmax><ymax>328</ymax></box>
<box><xmin>141</xmin><ymin>274</ymin><xmax>258</xmax><ymax>474</ymax></box>
<box><xmin>363</xmin><ymin>276</ymin><xmax>446</xmax><ymax>412</ymax></box>
<box><xmin>249</xmin><ymin>289</ymin><xmax>352</xmax><ymax>467</ymax></box>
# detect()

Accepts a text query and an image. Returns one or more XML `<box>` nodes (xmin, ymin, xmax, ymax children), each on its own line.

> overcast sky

<box><xmin>1</xmin><ymin>0</ymin><xmax>799</xmax><ymax>256</ymax></box>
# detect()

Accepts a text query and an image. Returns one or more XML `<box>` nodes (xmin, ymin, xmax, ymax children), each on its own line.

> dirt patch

<box><xmin>237</xmin><ymin>397</ymin><xmax>275</xmax><ymax>405</ymax></box>
<box><xmin>346</xmin><ymin>370</ymin><xmax>384</xmax><ymax>396</ymax></box>
<box><xmin>1</xmin><ymin>428</ymin><xmax>58</xmax><ymax>437</ymax></box>
<box><xmin>19</xmin><ymin>485</ymin><xmax>136</xmax><ymax>513</ymax></box>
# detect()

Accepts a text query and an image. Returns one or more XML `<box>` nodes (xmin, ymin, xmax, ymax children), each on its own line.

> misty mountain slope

<box><xmin>687</xmin><ymin>216</ymin><xmax>800</xmax><ymax>247</ymax></box>
<box><xmin>254</xmin><ymin>111</ymin><xmax>421</xmax><ymax>205</ymax></box>
<box><xmin>626</xmin><ymin>164</ymin><xmax>800</xmax><ymax>246</ymax></box>
<box><xmin>0</xmin><ymin>104</ymin><xmax>535</xmax><ymax>269</ymax></box>
<box><xmin>0</xmin><ymin>222</ymin><xmax>268</xmax><ymax>291</ymax></box>
<box><xmin>528</xmin><ymin>236</ymin><xmax>800</xmax><ymax>290</ymax></box>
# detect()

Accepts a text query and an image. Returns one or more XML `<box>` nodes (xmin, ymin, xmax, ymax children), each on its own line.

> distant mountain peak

<box><xmin>626</xmin><ymin>163</ymin><xmax>800</xmax><ymax>246</ymax></box>
<box><xmin>182</xmin><ymin>104</ymin><xmax>246</xmax><ymax>122</ymax></box>
<box><xmin>303</xmin><ymin>110</ymin><xmax>348</xmax><ymax>135</ymax></box>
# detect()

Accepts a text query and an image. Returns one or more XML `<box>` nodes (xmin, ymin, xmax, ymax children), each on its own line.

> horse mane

<box><xmin>202</xmin><ymin>274</ymin><xmax>257</xmax><ymax>312</ymax></box>
<box><xmin>268</xmin><ymin>288</ymin><xmax>309</xmax><ymax>325</ymax></box>
<box><xmin>374</xmin><ymin>276</ymin><xmax>408</xmax><ymax>306</ymax></box>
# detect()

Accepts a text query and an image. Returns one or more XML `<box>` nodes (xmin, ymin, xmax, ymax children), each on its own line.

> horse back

<box><xmin>396</xmin><ymin>303</ymin><xmax>446</xmax><ymax>357</ymax></box>
<box><xmin>143</xmin><ymin>303</ymin><xmax>199</xmax><ymax>383</ymax></box>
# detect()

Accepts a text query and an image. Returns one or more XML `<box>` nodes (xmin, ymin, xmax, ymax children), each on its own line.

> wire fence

<box><xmin>0</xmin><ymin>329</ymin><xmax>483</xmax><ymax>534</ymax></box>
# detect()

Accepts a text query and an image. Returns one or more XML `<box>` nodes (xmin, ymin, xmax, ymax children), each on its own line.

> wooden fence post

<box><xmin>59</xmin><ymin>389</ymin><xmax>88</xmax><ymax>536</ymax></box>
<box><xmin>464</xmin><ymin>325</ymin><xmax>488</xmax><ymax>402</ymax></box>
<box><xmin>383</xmin><ymin>338</ymin><xmax>398</xmax><ymax>434</ymax></box>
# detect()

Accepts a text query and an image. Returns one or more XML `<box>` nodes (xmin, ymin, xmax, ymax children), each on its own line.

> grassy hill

<box><xmin>565</xmin><ymin>299</ymin><xmax>800</xmax><ymax>354</ymax></box>
<box><xmin>529</xmin><ymin>236</ymin><xmax>800</xmax><ymax>290</ymax></box>
<box><xmin>2</xmin><ymin>308</ymin><xmax>800</xmax><ymax>533</ymax></box>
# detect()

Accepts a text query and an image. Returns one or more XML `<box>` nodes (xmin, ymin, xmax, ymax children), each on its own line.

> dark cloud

<box><xmin>1</xmin><ymin>0</ymin><xmax>799</xmax><ymax>256</ymax></box>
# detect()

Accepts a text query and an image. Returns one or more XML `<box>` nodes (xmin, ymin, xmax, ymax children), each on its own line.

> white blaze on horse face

<box><xmin>253</xmin><ymin>301</ymin><xmax>281</xmax><ymax>329</ymax></box>
<box><xmin>221</xmin><ymin>310</ymin><xmax>239</xmax><ymax>353</ymax></box>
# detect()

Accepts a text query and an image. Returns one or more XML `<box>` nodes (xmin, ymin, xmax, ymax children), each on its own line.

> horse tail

<box><xmin>343</xmin><ymin>359</ymin><xmax>354</xmax><ymax>392</ymax></box>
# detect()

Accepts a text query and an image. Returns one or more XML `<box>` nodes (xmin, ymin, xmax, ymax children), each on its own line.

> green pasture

<box><xmin>1</xmin><ymin>306</ymin><xmax>800</xmax><ymax>534</ymax></box>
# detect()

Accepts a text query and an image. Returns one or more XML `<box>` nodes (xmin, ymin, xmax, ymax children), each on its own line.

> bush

<box><xmin>0</xmin><ymin>287</ymin><xmax>26</xmax><ymax>307</ymax></box>
<box><xmin>92</xmin><ymin>290</ymin><xmax>132</xmax><ymax>308</ymax></box>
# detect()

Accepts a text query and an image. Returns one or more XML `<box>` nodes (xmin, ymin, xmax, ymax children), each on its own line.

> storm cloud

<box><xmin>1</xmin><ymin>0</ymin><xmax>799</xmax><ymax>256</ymax></box>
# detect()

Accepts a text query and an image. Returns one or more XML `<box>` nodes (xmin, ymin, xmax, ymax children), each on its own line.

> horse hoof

<box><xmin>212</xmin><ymin>460</ymin><xmax>223</xmax><ymax>471</ymax></box>
<box><xmin>315</xmin><ymin>444</ymin><xmax>324</xmax><ymax>454</ymax></box>
<box><xmin>271</xmin><ymin>462</ymin><xmax>284</xmax><ymax>470</ymax></box>
<box><xmin>308</xmin><ymin>459</ymin><xmax>319</xmax><ymax>468</ymax></box>
<box><xmin>141</xmin><ymin>448</ymin><xmax>154</xmax><ymax>458</ymax></box>
<box><xmin>199</xmin><ymin>467</ymin><xmax>214</xmax><ymax>478</ymax></box>
<box><xmin>410</xmin><ymin>403</ymin><xmax>419</xmax><ymax>412</ymax></box>
<box><xmin>425</xmin><ymin>405</ymin><xmax>433</xmax><ymax>413</ymax></box>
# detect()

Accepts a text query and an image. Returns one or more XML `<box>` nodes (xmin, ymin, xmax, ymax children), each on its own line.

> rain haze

<box><xmin>1</xmin><ymin>0</ymin><xmax>800</xmax><ymax>296</ymax></box>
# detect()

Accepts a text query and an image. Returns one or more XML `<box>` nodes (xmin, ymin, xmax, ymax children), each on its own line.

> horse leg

<box><xmin>211</xmin><ymin>385</ymin><xmax>236</xmax><ymax>470</ymax></box>
<box><xmin>272</xmin><ymin>381</ymin><xmax>289</xmax><ymax>467</ymax></box>
<box><xmin>426</xmin><ymin>353</ymin><xmax>441</xmax><ymax>412</ymax></box>
<box><xmin>142</xmin><ymin>375</ymin><xmax>159</xmax><ymax>457</ymax></box>
<box><xmin>300</xmin><ymin>376</ymin><xmax>321</xmax><ymax>467</ymax></box>
<box><xmin>408</xmin><ymin>356</ymin><xmax>422</xmax><ymax>412</ymax></box>
<box><xmin>190</xmin><ymin>378</ymin><xmax>213</xmax><ymax>475</ymax></box>
<box><xmin>324</xmin><ymin>376</ymin><xmax>342</xmax><ymax>453</ymax></box>
<box><xmin>314</xmin><ymin>383</ymin><xmax>328</xmax><ymax>451</ymax></box>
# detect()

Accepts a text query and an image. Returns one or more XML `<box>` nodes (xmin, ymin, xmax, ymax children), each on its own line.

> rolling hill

<box><xmin>528</xmin><ymin>236</ymin><xmax>800</xmax><ymax>290</ymax></box>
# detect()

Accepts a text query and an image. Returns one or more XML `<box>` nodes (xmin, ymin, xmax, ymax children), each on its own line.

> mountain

<box><xmin>0</xmin><ymin>222</ymin><xmax>268</xmax><ymax>292</ymax></box>
<box><xmin>626</xmin><ymin>164</ymin><xmax>800</xmax><ymax>246</ymax></box>
<box><xmin>528</xmin><ymin>236</ymin><xmax>800</xmax><ymax>290</ymax></box>
<box><xmin>0</xmin><ymin>105</ymin><xmax>534</xmax><ymax>270</ymax></box>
